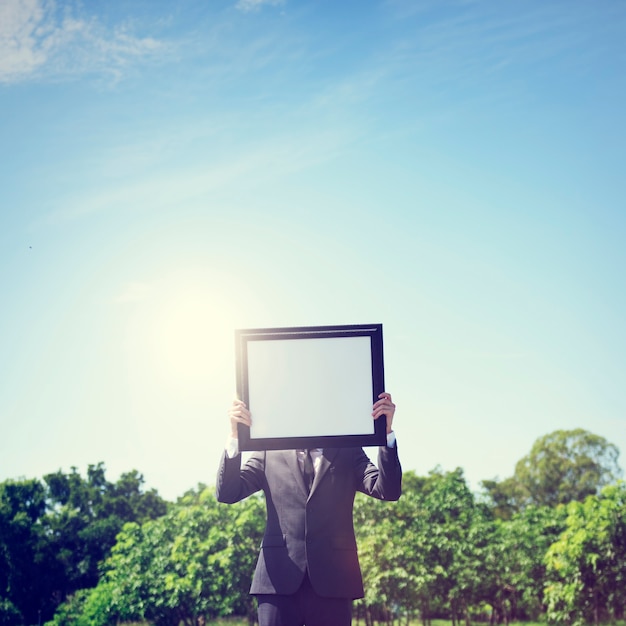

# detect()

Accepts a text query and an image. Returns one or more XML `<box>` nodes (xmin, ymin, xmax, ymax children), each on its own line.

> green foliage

<box><xmin>44</xmin><ymin>464</ymin><xmax>168</xmax><ymax>592</ymax></box>
<box><xmin>516</xmin><ymin>430</ymin><xmax>622</xmax><ymax>506</ymax></box>
<box><xmin>44</xmin><ymin>589</ymin><xmax>93</xmax><ymax>626</ymax></box>
<box><xmin>67</xmin><ymin>487</ymin><xmax>264</xmax><ymax>626</ymax></box>
<box><xmin>355</xmin><ymin>467</ymin><xmax>493</xmax><ymax>624</ymax></box>
<box><xmin>0</xmin><ymin>599</ymin><xmax>22</xmax><ymax>626</ymax></box>
<box><xmin>480</xmin><ymin>477</ymin><xmax>526</xmax><ymax>521</ymax></box>
<box><xmin>544</xmin><ymin>481</ymin><xmax>626</xmax><ymax>626</ymax></box>
<box><xmin>5</xmin><ymin>430</ymin><xmax>626</xmax><ymax>626</ymax></box>
<box><xmin>38</xmin><ymin>465</ymin><xmax>626</xmax><ymax>626</ymax></box>
<box><xmin>482</xmin><ymin>505</ymin><xmax>566</xmax><ymax>622</ymax></box>
<box><xmin>0</xmin><ymin>478</ymin><xmax>58</xmax><ymax>622</ymax></box>
<box><xmin>0</xmin><ymin>464</ymin><xmax>167</xmax><ymax>624</ymax></box>
<box><xmin>483</xmin><ymin>429</ymin><xmax>622</xmax><ymax>516</ymax></box>
<box><xmin>356</xmin><ymin>467</ymin><xmax>570</xmax><ymax>625</ymax></box>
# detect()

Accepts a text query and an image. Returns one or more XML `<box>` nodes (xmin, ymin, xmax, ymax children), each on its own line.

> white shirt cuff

<box><xmin>386</xmin><ymin>431</ymin><xmax>397</xmax><ymax>448</ymax></box>
<box><xmin>225</xmin><ymin>436</ymin><xmax>239</xmax><ymax>459</ymax></box>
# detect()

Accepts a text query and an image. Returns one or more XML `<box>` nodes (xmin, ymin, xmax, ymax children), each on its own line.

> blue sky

<box><xmin>1</xmin><ymin>0</ymin><xmax>625</xmax><ymax>500</ymax></box>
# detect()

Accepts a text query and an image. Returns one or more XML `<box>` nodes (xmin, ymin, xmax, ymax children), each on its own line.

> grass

<box><xmin>206</xmin><ymin>618</ymin><xmax>626</xmax><ymax>626</ymax></box>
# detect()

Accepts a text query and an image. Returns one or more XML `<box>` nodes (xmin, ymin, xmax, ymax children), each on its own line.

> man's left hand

<box><xmin>372</xmin><ymin>392</ymin><xmax>396</xmax><ymax>434</ymax></box>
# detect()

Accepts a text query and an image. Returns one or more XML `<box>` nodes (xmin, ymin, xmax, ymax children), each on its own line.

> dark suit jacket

<box><xmin>216</xmin><ymin>444</ymin><xmax>402</xmax><ymax>599</ymax></box>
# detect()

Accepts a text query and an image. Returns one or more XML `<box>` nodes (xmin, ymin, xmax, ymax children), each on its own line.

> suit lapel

<box><xmin>282</xmin><ymin>448</ymin><xmax>340</xmax><ymax>498</ymax></box>
<box><xmin>311</xmin><ymin>448</ymin><xmax>339</xmax><ymax>495</ymax></box>
<box><xmin>286</xmin><ymin>450</ymin><xmax>309</xmax><ymax>496</ymax></box>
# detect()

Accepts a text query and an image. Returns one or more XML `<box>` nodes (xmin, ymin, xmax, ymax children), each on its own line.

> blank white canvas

<box><xmin>246</xmin><ymin>336</ymin><xmax>374</xmax><ymax>439</ymax></box>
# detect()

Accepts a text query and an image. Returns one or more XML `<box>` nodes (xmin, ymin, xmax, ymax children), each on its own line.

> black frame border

<box><xmin>235</xmin><ymin>323</ymin><xmax>386</xmax><ymax>451</ymax></box>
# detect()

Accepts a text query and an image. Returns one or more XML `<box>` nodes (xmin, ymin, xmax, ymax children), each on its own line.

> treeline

<box><xmin>0</xmin><ymin>463</ymin><xmax>167</xmax><ymax>624</ymax></box>
<box><xmin>353</xmin><ymin>469</ymin><xmax>625</xmax><ymax>626</ymax></box>
<box><xmin>1</xmin><ymin>430</ymin><xmax>624</xmax><ymax>626</ymax></box>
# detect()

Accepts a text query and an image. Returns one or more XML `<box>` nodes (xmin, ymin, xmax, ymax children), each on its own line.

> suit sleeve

<box><xmin>355</xmin><ymin>443</ymin><xmax>402</xmax><ymax>501</ymax></box>
<box><xmin>215</xmin><ymin>450</ymin><xmax>266</xmax><ymax>504</ymax></box>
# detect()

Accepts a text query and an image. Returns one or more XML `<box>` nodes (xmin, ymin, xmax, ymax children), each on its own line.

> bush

<box><xmin>45</xmin><ymin>583</ymin><xmax>119</xmax><ymax>626</ymax></box>
<box><xmin>0</xmin><ymin>600</ymin><xmax>23</xmax><ymax>626</ymax></box>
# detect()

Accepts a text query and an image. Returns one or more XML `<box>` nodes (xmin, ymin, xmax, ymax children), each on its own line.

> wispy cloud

<box><xmin>0</xmin><ymin>0</ymin><xmax>165</xmax><ymax>84</ymax></box>
<box><xmin>39</xmin><ymin>120</ymin><xmax>360</xmax><ymax>224</ymax></box>
<box><xmin>235</xmin><ymin>0</ymin><xmax>286</xmax><ymax>13</ymax></box>
<box><xmin>383</xmin><ymin>0</ymin><xmax>625</xmax><ymax>86</ymax></box>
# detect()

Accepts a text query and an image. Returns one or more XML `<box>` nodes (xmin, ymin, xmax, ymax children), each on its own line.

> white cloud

<box><xmin>0</xmin><ymin>0</ymin><xmax>49</xmax><ymax>79</ymax></box>
<box><xmin>0</xmin><ymin>0</ymin><xmax>164</xmax><ymax>83</ymax></box>
<box><xmin>235</xmin><ymin>0</ymin><xmax>285</xmax><ymax>13</ymax></box>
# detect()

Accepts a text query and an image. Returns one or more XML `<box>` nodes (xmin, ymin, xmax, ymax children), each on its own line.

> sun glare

<box><xmin>125</xmin><ymin>270</ymin><xmax>238</xmax><ymax>396</ymax></box>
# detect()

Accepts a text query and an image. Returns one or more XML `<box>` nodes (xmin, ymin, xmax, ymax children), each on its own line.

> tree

<box><xmin>355</xmin><ymin>468</ymin><xmax>489</xmax><ymax>626</ymax></box>
<box><xmin>355</xmin><ymin>476</ymin><xmax>426</xmax><ymax>625</ymax></box>
<box><xmin>544</xmin><ymin>481</ymin><xmax>626</xmax><ymax>626</ymax></box>
<box><xmin>354</xmin><ymin>468</ymin><xmax>573</xmax><ymax>626</ymax></box>
<box><xmin>482</xmin><ymin>429</ymin><xmax>622</xmax><ymax>514</ymax></box>
<box><xmin>479</xmin><ymin>477</ymin><xmax>525</xmax><ymax>521</ymax></box>
<box><xmin>0</xmin><ymin>478</ymin><xmax>56</xmax><ymax>624</ymax></box>
<box><xmin>43</xmin><ymin>464</ymin><xmax>168</xmax><ymax>599</ymax></box>
<box><xmin>68</xmin><ymin>487</ymin><xmax>264</xmax><ymax>626</ymax></box>
<box><xmin>478</xmin><ymin>505</ymin><xmax>566</xmax><ymax>624</ymax></box>
<box><xmin>0</xmin><ymin>599</ymin><xmax>22</xmax><ymax>626</ymax></box>
<box><xmin>0</xmin><ymin>464</ymin><xmax>168</xmax><ymax>624</ymax></box>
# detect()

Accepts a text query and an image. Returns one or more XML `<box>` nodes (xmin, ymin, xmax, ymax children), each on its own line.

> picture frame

<box><xmin>235</xmin><ymin>323</ymin><xmax>386</xmax><ymax>451</ymax></box>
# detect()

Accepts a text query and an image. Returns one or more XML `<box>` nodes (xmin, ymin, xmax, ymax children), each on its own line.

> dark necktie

<box><xmin>303</xmin><ymin>449</ymin><xmax>315</xmax><ymax>493</ymax></box>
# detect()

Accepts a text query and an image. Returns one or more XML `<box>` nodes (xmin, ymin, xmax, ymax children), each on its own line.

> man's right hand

<box><xmin>228</xmin><ymin>399</ymin><xmax>252</xmax><ymax>439</ymax></box>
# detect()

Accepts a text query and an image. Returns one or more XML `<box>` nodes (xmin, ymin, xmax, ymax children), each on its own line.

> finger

<box><xmin>372</xmin><ymin>398</ymin><xmax>395</xmax><ymax>410</ymax></box>
<box><xmin>230</xmin><ymin>413</ymin><xmax>252</xmax><ymax>425</ymax></box>
<box><xmin>372</xmin><ymin>403</ymin><xmax>395</xmax><ymax>419</ymax></box>
<box><xmin>229</xmin><ymin>404</ymin><xmax>250</xmax><ymax>413</ymax></box>
<box><xmin>372</xmin><ymin>403</ymin><xmax>393</xmax><ymax>414</ymax></box>
<box><xmin>373</xmin><ymin>394</ymin><xmax>393</xmax><ymax>407</ymax></box>
<box><xmin>372</xmin><ymin>400</ymin><xmax>394</xmax><ymax>411</ymax></box>
<box><xmin>228</xmin><ymin>409</ymin><xmax>251</xmax><ymax>420</ymax></box>
<box><xmin>228</xmin><ymin>410</ymin><xmax>252</xmax><ymax>425</ymax></box>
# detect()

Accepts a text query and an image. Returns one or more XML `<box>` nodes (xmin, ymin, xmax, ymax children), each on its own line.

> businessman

<box><xmin>216</xmin><ymin>392</ymin><xmax>402</xmax><ymax>626</ymax></box>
